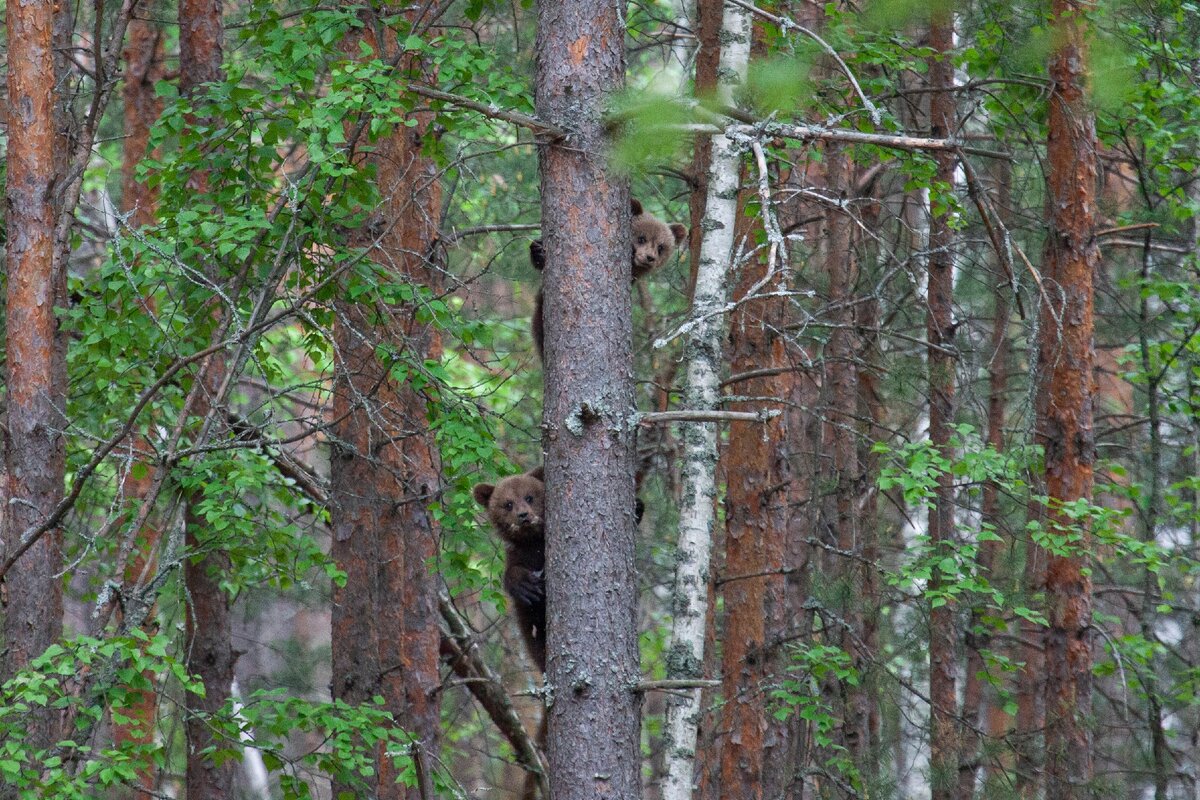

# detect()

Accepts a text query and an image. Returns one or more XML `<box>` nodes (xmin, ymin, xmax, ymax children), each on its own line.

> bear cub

<box><xmin>473</xmin><ymin>467</ymin><xmax>548</xmax><ymax>672</ymax></box>
<box><xmin>529</xmin><ymin>198</ymin><xmax>688</xmax><ymax>357</ymax></box>
<box><xmin>473</xmin><ymin>468</ymin><xmax>645</xmax><ymax>674</ymax></box>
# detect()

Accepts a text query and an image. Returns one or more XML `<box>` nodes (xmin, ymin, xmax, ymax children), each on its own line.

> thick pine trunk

<box><xmin>1038</xmin><ymin>1</ymin><xmax>1098</xmax><ymax>797</ymax></box>
<box><xmin>2</xmin><ymin>0</ymin><xmax>66</xmax><ymax>780</ymax></box>
<box><xmin>329</xmin><ymin>8</ymin><xmax>444</xmax><ymax>799</ymax></box>
<box><xmin>927</xmin><ymin>11</ymin><xmax>959</xmax><ymax>799</ymax></box>
<box><xmin>535</xmin><ymin>3</ymin><xmax>641</xmax><ymax>799</ymax></box>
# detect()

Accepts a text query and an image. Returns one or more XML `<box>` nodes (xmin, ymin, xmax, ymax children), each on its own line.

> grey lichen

<box><xmin>664</xmin><ymin>642</ymin><xmax>702</xmax><ymax>679</ymax></box>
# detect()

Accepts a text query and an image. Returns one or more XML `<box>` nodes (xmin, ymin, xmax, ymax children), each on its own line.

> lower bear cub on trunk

<box><xmin>473</xmin><ymin>467</ymin><xmax>547</xmax><ymax>671</ymax></box>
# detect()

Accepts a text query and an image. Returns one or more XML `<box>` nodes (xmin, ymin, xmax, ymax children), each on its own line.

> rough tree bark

<box><xmin>718</xmin><ymin>221</ymin><xmax>793</xmax><ymax>800</ymax></box>
<box><xmin>926</xmin><ymin>10</ymin><xmax>959</xmax><ymax>799</ymax></box>
<box><xmin>535</xmin><ymin>3</ymin><xmax>641</xmax><ymax>799</ymax></box>
<box><xmin>661</xmin><ymin>4</ymin><xmax>751</xmax><ymax>800</ymax></box>
<box><xmin>1038</xmin><ymin>0</ymin><xmax>1098</xmax><ymax>796</ymax></box>
<box><xmin>329</xmin><ymin>7</ymin><xmax>444</xmax><ymax>799</ymax></box>
<box><xmin>2</xmin><ymin>0</ymin><xmax>66</xmax><ymax>779</ymax></box>
<box><xmin>178</xmin><ymin>0</ymin><xmax>237</xmax><ymax>796</ymax></box>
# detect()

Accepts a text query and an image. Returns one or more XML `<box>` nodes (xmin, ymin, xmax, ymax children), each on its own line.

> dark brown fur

<box><xmin>530</xmin><ymin>198</ymin><xmax>687</xmax><ymax>357</ymax></box>
<box><xmin>473</xmin><ymin>467</ymin><xmax>547</xmax><ymax>672</ymax></box>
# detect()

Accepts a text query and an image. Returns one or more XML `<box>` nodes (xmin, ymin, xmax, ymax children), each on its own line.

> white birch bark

<box><xmin>660</xmin><ymin>3</ymin><xmax>751</xmax><ymax>799</ymax></box>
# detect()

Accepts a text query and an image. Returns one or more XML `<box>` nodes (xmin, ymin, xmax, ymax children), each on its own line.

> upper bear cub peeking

<box><xmin>473</xmin><ymin>467</ymin><xmax>548</xmax><ymax>672</ymax></box>
<box><xmin>529</xmin><ymin>198</ymin><xmax>688</xmax><ymax>357</ymax></box>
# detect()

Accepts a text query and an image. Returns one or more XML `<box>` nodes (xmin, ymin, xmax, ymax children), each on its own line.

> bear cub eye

<box><xmin>504</xmin><ymin>501</ymin><xmax>513</xmax><ymax>511</ymax></box>
<box><xmin>525</xmin><ymin>495</ymin><xmax>534</xmax><ymax>504</ymax></box>
<box><xmin>637</xmin><ymin>235</ymin><xmax>647</xmax><ymax>244</ymax></box>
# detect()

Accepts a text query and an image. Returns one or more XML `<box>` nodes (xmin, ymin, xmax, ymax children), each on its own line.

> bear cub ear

<box><xmin>528</xmin><ymin>467</ymin><xmax>545</xmax><ymax>482</ymax></box>
<box><xmin>631</xmin><ymin>198</ymin><xmax>644</xmax><ymax>216</ymax></box>
<box><xmin>670</xmin><ymin>223</ymin><xmax>688</xmax><ymax>246</ymax></box>
<box><xmin>472</xmin><ymin>483</ymin><xmax>495</xmax><ymax>507</ymax></box>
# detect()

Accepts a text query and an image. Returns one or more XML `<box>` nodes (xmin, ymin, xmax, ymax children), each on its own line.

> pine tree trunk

<box><xmin>719</xmin><ymin>228</ymin><xmax>793</xmax><ymax>800</ymax></box>
<box><xmin>819</xmin><ymin>143</ymin><xmax>873</xmax><ymax>776</ymax></box>
<box><xmin>2</xmin><ymin>0</ymin><xmax>66</xmax><ymax>782</ymax></box>
<box><xmin>178</xmin><ymin>0</ymin><xmax>236</xmax><ymax>796</ymax></box>
<box><xmin>329</xmin><ymin>8</ymin><xmax>444</xmax><ymax>799</ymax></box>
<box><xmin>1038</xmin><ymin>1</ymin><xmax>1098</xmax><ymax>796</ymax></box>
<box><xmin>959</xmin><ymin>159</ymin><xmax>1014</xmax><ymax>798</ymax></box>
<box><xmin>535</xmin><ymin>3</ymin><xmax>641</xmax><ymax>799</ymax></box>
<box><xmin>112</xmin><ymin>17</ymin><xmax>167</xmax><ymax>796</ymax></box>
<box><xmin>927</xmin><ymin>10</ymin><xmax>959</xmax><ymax>799</ymax></box>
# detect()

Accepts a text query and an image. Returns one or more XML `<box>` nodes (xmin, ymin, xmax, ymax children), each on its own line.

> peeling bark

<box><xmin>1037</xmin><ymin>1</ymin><xmax>1098</xmax><ymax>797</ymax></box>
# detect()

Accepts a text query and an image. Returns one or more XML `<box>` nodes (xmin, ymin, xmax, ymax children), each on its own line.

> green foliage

<box><xmin>0</xmin><ymin>634</ymin><xmax>193</xmax><ymax>798</ymax></box>
<box><xmin>771</xmin><ymin>643</ymin><xmax>862</xmax><ymax>786</ymax></box>
<box><xmin>610</xmin><ymin>90</ymin><xmax>699</xmax><ymax>172</ymax></box>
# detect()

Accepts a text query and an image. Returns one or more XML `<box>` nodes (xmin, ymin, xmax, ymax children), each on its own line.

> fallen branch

<box><xmin>438</xmin><ymin>593</ymin><xmax>548</xmax><ymax>798</ymax></box>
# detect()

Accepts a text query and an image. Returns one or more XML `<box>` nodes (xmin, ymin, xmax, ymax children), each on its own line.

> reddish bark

<box><xmin>329</xmin><ymin>9</ymin><xmax>444</xmax><ymax>798</ymax></box>
<box><xmin>926</xmin><ymin>11</ymin><xmax>959</xmax><ymax>799</ymax></box>
<box><xmin>1038</xmin><ymin>1</ymin><xmax>1098</xmax><ymax>797</ymax></box>
<box><xmin>111</xmin><ymin>19</ymin><xmax>167</xmax><ymax>795</ymax></box>
<box><xmin>122</xmin><ymin>16</ymin><xmax>165</xmax><ymax>228</ymax></box>
<box><xmin>536</xmin><ymin>2</ymin><xmax>641</xmax><ymax>799</ymax></box>
<box><xmin>2</xmin><ymin>0</ymin><xmax>66</xmax><ymax>769</ymax></box>
<box><xmin>819</xmin><ymin>145</ymin><xmax>873</xmax><ymax>767</ymax></box>
<box><xmin>177</xmin><ymin>0</ymin><xmax>236</xmax><ymax>796</ymax></box>
<box><xmin>718</xmin><ymin>223</ymin><xmax>790</xmax><ymax>800</ymax></box>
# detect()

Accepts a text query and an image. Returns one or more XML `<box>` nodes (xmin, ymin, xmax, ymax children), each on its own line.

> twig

<box><xmin>407</xmin><ymin>83</ymin><xmax>565</xmax><ymax>139</ymax></box>
<box><xmin>639</xmin><ymin>409</ymin><xmax>781</xmax><ymax>425</ymax></box>
<box><xmin>442</xmin><ymin>223</ymin><xmax>541</xmax><ymax>244</ymax></box>
<box><xmin>1096</xmin><ymin>222</ymin><xmax>1159</xmax><ymax>237</ymax></box>
<box><xmin>726</xmin><ymin>0</ymin><xmax>881</xmax><ymax>126</ymax></box>
<box><xmin>635</xmin><ymin>679</ymin><xmax>722</xmax><ymax>691</ymax></box>
<box><xmin>681</xmin><ymin>120</ymin><xmax>1012</xmax><ymax>160</ymax></box>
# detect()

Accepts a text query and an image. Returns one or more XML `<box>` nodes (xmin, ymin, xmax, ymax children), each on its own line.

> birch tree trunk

<box><xmin>535</xmin><ymin>3</ymin><xmax>641</xmax><ymax>799</ymax></box>
<box><xmin>2</xmin><ymin>0</ymin><xmax>66</xmax><ymax>781</ymax></box>
<box><xmin>1038</xmin><ymin>0</ymin><xmax>1098</xmax><ymax>796</ymax></box>
<box><xmin>661</xmin><ymin>4</ymin><xmax>751</xmax><ymax>799</ymax></box>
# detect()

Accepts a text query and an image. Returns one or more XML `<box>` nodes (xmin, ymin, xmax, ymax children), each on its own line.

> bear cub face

<box><xmin>472</xmin><ymin>467</ymin><xmax>545</xmax><ymax>545</ymax></box>
<box><xmin>630</xmin><ymin>198</ymin><xmax>688</xmax><ymax>279</ymax></box>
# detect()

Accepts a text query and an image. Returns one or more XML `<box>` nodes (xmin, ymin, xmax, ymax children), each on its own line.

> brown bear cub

<box><xmin>472</xmin><ymin>468</ymin><xmax>645</xmax><ymax>675</ymax></box>
<box><xmin>529</xmin><ymin>198</ymin><xmax>688</xmax><ymax>357</ymax></box>
<box><xmin>473</xmin><ymin>467</ymin><xmax>548</xmax><ymax>672</ymax></box>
